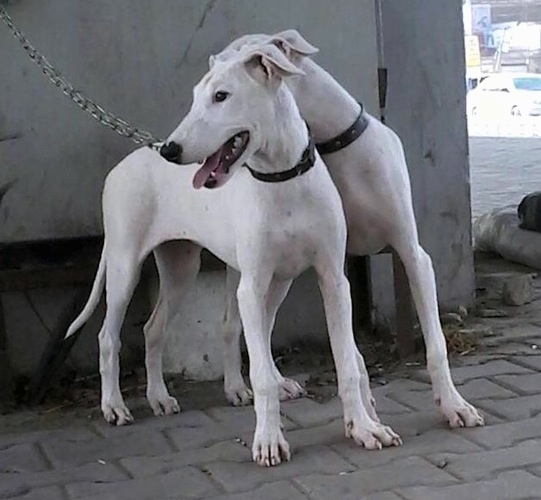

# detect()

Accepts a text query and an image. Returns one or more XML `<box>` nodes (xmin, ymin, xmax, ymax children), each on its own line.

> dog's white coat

<box><xmin>66</xmin><ymin>45</ymin><xmax>401</xmax><ymax>466</ymax></box>
<box><xmin>215</xmin><ymin>31</ymin><xmax>484</xmax><ymax>429</ymax></box>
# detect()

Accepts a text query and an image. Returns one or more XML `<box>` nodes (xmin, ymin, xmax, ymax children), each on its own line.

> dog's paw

<box><xmin>345</xmin><ymin>417</ymin><xmax>402</xmax><ymax>449</ymax></box>
<box><xmin>439</xmin><ymin>394</ymin><xmax>484</xmax><ymax>428</ymax></box>
<box><xmin>252</xmin><ymin>428</ymin><xmax>291</xmax><ymax>467</ymax></box>
<box><xmin>148</xmin><ymin>395</ymin><xmax>181</xmax><ymax>417</ymax></box>
<box><xmin>225</xmin><ymin>381</ymin><xmax>253</xmax><ymax>406</ymax></box>
<box><xmin>279</xmin><ymin>378</ymin><xmax>306</xmax><ymax>401</ymax></box>
<box><xmin>102</xmin><ymin>402</ymin><xmax>134</xmax><ymax>426</ymax></box>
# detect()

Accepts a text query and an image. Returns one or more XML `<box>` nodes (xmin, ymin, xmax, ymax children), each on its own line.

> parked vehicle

<box><xmin>467</xmin><ymin>72</ymin><xmax>541</xmax><ymax>117</ymax></box>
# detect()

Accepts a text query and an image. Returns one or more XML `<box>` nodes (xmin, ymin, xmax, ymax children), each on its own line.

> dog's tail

<box><xmin>65</xmin><ymin>247</ymin><xmax>106</xmax><ymax>339</ymax></box>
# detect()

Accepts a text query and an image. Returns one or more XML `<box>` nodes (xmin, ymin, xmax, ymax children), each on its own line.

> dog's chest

<box><xmin>264</xmin><ymin>222</ymin><xmax>321</xmax><ymax>278</ymax></box>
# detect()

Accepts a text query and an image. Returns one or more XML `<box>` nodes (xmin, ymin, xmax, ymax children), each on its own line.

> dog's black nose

<box><xmin>160</xmin><ymin>141</ymin><xmax>183</xmax><ymax>163</ymax></box>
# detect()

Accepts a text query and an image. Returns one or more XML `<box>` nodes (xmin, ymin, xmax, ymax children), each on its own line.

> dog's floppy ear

<box><xmin>270</xmin><ymin>29</ymin><xmax>319</xmax><ymax>57</ymax></box>
<box><xmin>243</xmin><ymin>44</ymin><xmax>305</xmax><ymax>85</ymax></box>
<box><xmin>208</xmin><ymin>54</ymin><xmax>216</xmax><ymax>69</ymax></box>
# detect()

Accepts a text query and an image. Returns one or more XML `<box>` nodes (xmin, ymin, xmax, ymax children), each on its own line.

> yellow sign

<box><xmin>465</xmin><ymin>35</ymin><xmax>481</xmax><ymax>68</ymax></box>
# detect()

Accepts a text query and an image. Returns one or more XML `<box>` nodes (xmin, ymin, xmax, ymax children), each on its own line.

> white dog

<box><xmin>211</xmin><ymin>30</ymin><xmax>484</xmax><ymax>429</ymax></box>
<box><xmin>66</xmin><ymin>44</ymin><xmax>401</xmax><ymax>466</ymax></box>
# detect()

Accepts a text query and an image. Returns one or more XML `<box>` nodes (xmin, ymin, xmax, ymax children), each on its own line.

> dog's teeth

<box><xmin>234</xmin><ymin>137</ymin><xmax>242</xmax><ymax>148</ymax></box>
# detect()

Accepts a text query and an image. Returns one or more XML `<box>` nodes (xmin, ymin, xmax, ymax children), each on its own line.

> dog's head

<box><xmin>161</xmin><ymin>44</ymin><xmax>304</xmax><ymax>190</ymax></box>
<box><xmin>209</xmin><ymin>29</ymin><xmax>319</xmax><ymax>69</ymax></box>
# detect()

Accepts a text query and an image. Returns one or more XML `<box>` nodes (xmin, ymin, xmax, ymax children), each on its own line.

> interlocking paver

<box><xmin>360</xmin><ymin>494</ymin><xmax>403</xmax><ymax>500</ymax></box>
<box><xmin>286</xmin><ymin>418</ymin><xmax>344</xmax><ymax>449</ymax></box>
<box><xmin>0</xmin><ymin>462</ymin><xmax>127</xmax><ymax>497</ymax></box>
<box><xmin>279</xmin><ymin>398</ymin><xmax>342</xmax><ymax>427</ymax></box>
<box><xmin>41</xmin><ymin>428</ymin><xmax>173</xmax><ymax>467</ymax></box>
<box><xmin>511</xmin><ymin>354</ymin><xmax>541</xmax><ymax>371</ymax></box>
<box><xmin>387</xmin><ymin>378</ymin><xmax>517</xmax><ymax>412</ymax></box>
<box><xmin>208</xmin><ymin>481</ymin><xmax>308</xmax><ymax>500</ymax></box>
<box><xmin>332</xmin><ymin>428</ymin><xmax>483</xmax><ymax>468</ymax></box>
<box><xmin>0</xmin><ymin>442</ymin><xmax>49</xmax><ymax>473</ymax></box>
<box><xmin>293</xmin><ymin>456</ymin><xmax>457</xmax><ymax>499</ymax></box>
<box><xmin>120</xmin><ymin>440</ymin><xmax>249</xmax><ymax>477</ymax></box>
<box><xmin>477</xmin><ymin>393</ymin><xmax>541</xmax><ymax>420</ymax></box>
<box><xmin>6</xmin><ymin>316</ymin><xmax>541</xmax><ymax>500</ymax></box>
<box><xmin>205</xmin><ymin>445</ymin><xmax>354</xmax><ymax>493</ymax></box>
<box><xmin>91</xmin><ymin>409</ymin><xmax>215</xmax><ymax>437</ymax></box>
<box><xmin>494</xmin><ymin>372</ymin><xmax>541</xmax><ymax>395</ymax></box>
<box><xmin>66</xmin><ymin>466</ymin><xmax>219</xmax><ymax>499</ymax></box>
<box><xmin>429</xmin><ymin>439</ymin><xmax>541</xmax><ymax>481</ymax></box>
<box><xmin>398</xmin><ymin>470</ymin><xmax>541</xmax><ymax>500</ymax></box>
<box><xmin>207</xmin><ymin>405</ymin><xmax>297</xmax><ymax>431</ymax></box>
<box><xmin>3</xmin><ymin>485</ymin><xmax>65</xmax><ymax>500</ymax></box>
<box><xmin>414</xmin><ymin>360</ymin><xmax>533</xmax><ymax>384</ymax></box>
<box><xmin>457</xmin><ymin>413</ymin><xmax>541</xmax><ymax>449</ymax></box>
<box><xmin>0</xmin><ymin>425</ymin><xmax>97</xmax><ymax>448</ymax></box>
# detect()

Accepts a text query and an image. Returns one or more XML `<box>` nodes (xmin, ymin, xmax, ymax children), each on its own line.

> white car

<box><xmin>467</xmin><ymin>73</ymin><xmax>541</xmax><ymax>117</ymax></box>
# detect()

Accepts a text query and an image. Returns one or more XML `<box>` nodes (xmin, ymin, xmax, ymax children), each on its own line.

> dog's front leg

<box><xmin>236</xmin><ymin>275</ymin><xmax>290</xmax><ymax>467</ymax></box>
<box><xmin>317</xmin><ymin>268</ymin><xmax>402</xmax><ymax>449</ymax></box>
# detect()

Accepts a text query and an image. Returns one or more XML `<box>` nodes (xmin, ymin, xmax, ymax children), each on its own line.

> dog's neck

<box><xmin>287</xmin><ymin>57</ymin><xmax>362</xmax><ymax>144</ymax></box>
<box><xmin>249</xmin><ymin>86</ymin><xmax>309</xmax><ymax>174</ymax></box>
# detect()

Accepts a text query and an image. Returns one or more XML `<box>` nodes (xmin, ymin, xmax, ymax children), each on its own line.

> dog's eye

<box><xmin>214</xmin><ymin>91</ymin><xmax>230</xmax><ymax>103</ymax></box>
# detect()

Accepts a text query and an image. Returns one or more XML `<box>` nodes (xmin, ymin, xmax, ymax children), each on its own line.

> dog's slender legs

<box><xmin>222</xmin><ymin>266</ymin><xmax>305</xmax><ymax>405</ymax></box>
<box><xmin>222</xmin><ymin>267</ymin><xmax>251</xmax><ymax>405</ymax></box>
<box><xmin>144</xmin><ymin>241</ymin><xmax>202</xmax><ymax>416</ymax></box>
<box><xmin>99</xmin><ymin>254</ymin><xmax>142</xmax><ymax>425</ymax></box>
<box><xmin>392</xmin><ymin>237</ymin><xmax>484</xmax><ymax>427</ymax></box>
<box><xmin>316</xmin><ymin>265</ymin><xmax>401</xmax><ymax>448</ymax></box>
<box><xmin>237</xmin><ymin>274</ymin><xmax>290</xmax><ymax>467</ymax></box>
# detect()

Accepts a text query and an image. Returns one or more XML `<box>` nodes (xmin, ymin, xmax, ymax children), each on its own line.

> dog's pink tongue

<box><xmin>193</xmin><ymin>148</ymin><xmax>223</xmax><ymax>189</ymax></box>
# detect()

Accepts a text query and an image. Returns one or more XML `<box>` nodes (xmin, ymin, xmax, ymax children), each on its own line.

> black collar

<box><xmin>245</xmin><ymin>134</ymin><xmax>316</xmax><ymax>183</ymax></box>
<box><xmin>315</xmin><ymin>105</ymin><xmax>369</xmax><ymax>155</ymax></box>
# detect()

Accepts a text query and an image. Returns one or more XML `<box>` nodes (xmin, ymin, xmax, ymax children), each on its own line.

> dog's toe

<box><xmin>252</xmin><ymin>430</ymin><xmax>290</xmax><ymax>467</ymax></box>
<box><xmin>346</xmin><ymin>418</ymin><xmax>402</xmax><ymax>450</ymax></box>
<box><xmin>279</xmin><ymin>378</ymin><xmax>306</xmax><ymax>401</ymax></box>
<box><xmin>441</xmin><ymin>395</ymin><xmax>484</xmax><ymax>429</ymax></box>
<box><xmin>102</xmin><ymin>404</ymin><xmax>134</xmax><ymax>426</ymax></box>
<box><xmin>225</xmin><ymin>384</ymin><xmax>253</xmax><ymax>406</ymax></box>
<box><xmin>150</xmin><ymin>396</ymin><xmax>181</xmax><ymax>417</ymax></box>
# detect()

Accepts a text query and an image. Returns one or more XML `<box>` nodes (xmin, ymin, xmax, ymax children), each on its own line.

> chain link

<box><xmin>0</xmin><ymin>4</ymin><xmax>162</xmax><ymax>146</ymax></box>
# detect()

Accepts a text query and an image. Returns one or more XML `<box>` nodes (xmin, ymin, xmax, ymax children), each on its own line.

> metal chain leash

<box><xmin>0</xmin><ymin>4</ymin><xmax>162</xmax><ymax>147</ymax></box>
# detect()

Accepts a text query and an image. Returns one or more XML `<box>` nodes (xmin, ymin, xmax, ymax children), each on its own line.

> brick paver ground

<box><xmin>1</xmin><ymin>262</ymin><xmax>541</xmax><ymax>499</ymax></box>
<box><xmin>3</xmin><ymin>351</ymin><xmax>541</xmax><ymax>499</ymax></box>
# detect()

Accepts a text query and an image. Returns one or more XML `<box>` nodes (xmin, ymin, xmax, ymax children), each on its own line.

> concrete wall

<box><xmin>1</xmin><ymin>0</ymin><xmax>379</xmax><ymax>379</ymax></box>
<box><xmin>0</xmin><ymin>0</ymin><xmax>377</xmax><ymax>243</ymax></box>
<box><xmin>373</xmin><ymin>0</ymin><xmax>476</xmax><ymax>311</ymax></box>
<box><xmin>0</xmin><ymin>0</ymin><xmax>475</xmax><ymax>381</ymax></box>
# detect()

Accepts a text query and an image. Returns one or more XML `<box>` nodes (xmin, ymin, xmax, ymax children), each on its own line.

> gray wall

<box><xmin>376</xmin><ymin>0</ymin><xmax>475</xmax><ymax>310</ymax></box>
<box><xmin>0</xmin><ymin>0</ymin><xmax>377</xmax><ymax>243</ymax></box>
<box><xmin>0</xmin><ymin>0</ymin><xmax>474</xmax><ymax>379</ymax></box>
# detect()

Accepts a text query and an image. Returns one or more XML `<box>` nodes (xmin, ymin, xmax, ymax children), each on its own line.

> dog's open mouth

<box><xmin>193</xmin><ymin>131</ymin><xmax>250</xmax><ymax>189</ymax></box>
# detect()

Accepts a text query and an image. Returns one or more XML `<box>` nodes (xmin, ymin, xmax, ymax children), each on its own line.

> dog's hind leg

<box><xmin>222</xmin><ymin>266</ymin><xmax>305</xmax><ymax>406</ymax></box>
<box><xmin>391</xmin><ymin>233</ymin><xmax>484</xmax><ymax>428</ymax></box>
<box><xmin>144</xmin><ymin>240</ymin><xmax>202</xmax><ymax>416</ymax></box>
<box><xmin>316</xmin><ymin>262</ymin><xmax>401</xmax><ymax>449</ymax></box>
<box><xmin>263</xmin><ymin>278</ymin><xmax>306</xmax><ymax>401</ymax></box>
<box><xmin>99</xmin><ymin>251</ymin><xmax>144</xmax><ymax>426</ymax></box>
<box><xmin>222</xmin><ymin>267</ymin><xmax>253</xmax><ymax>406</ymax></box>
